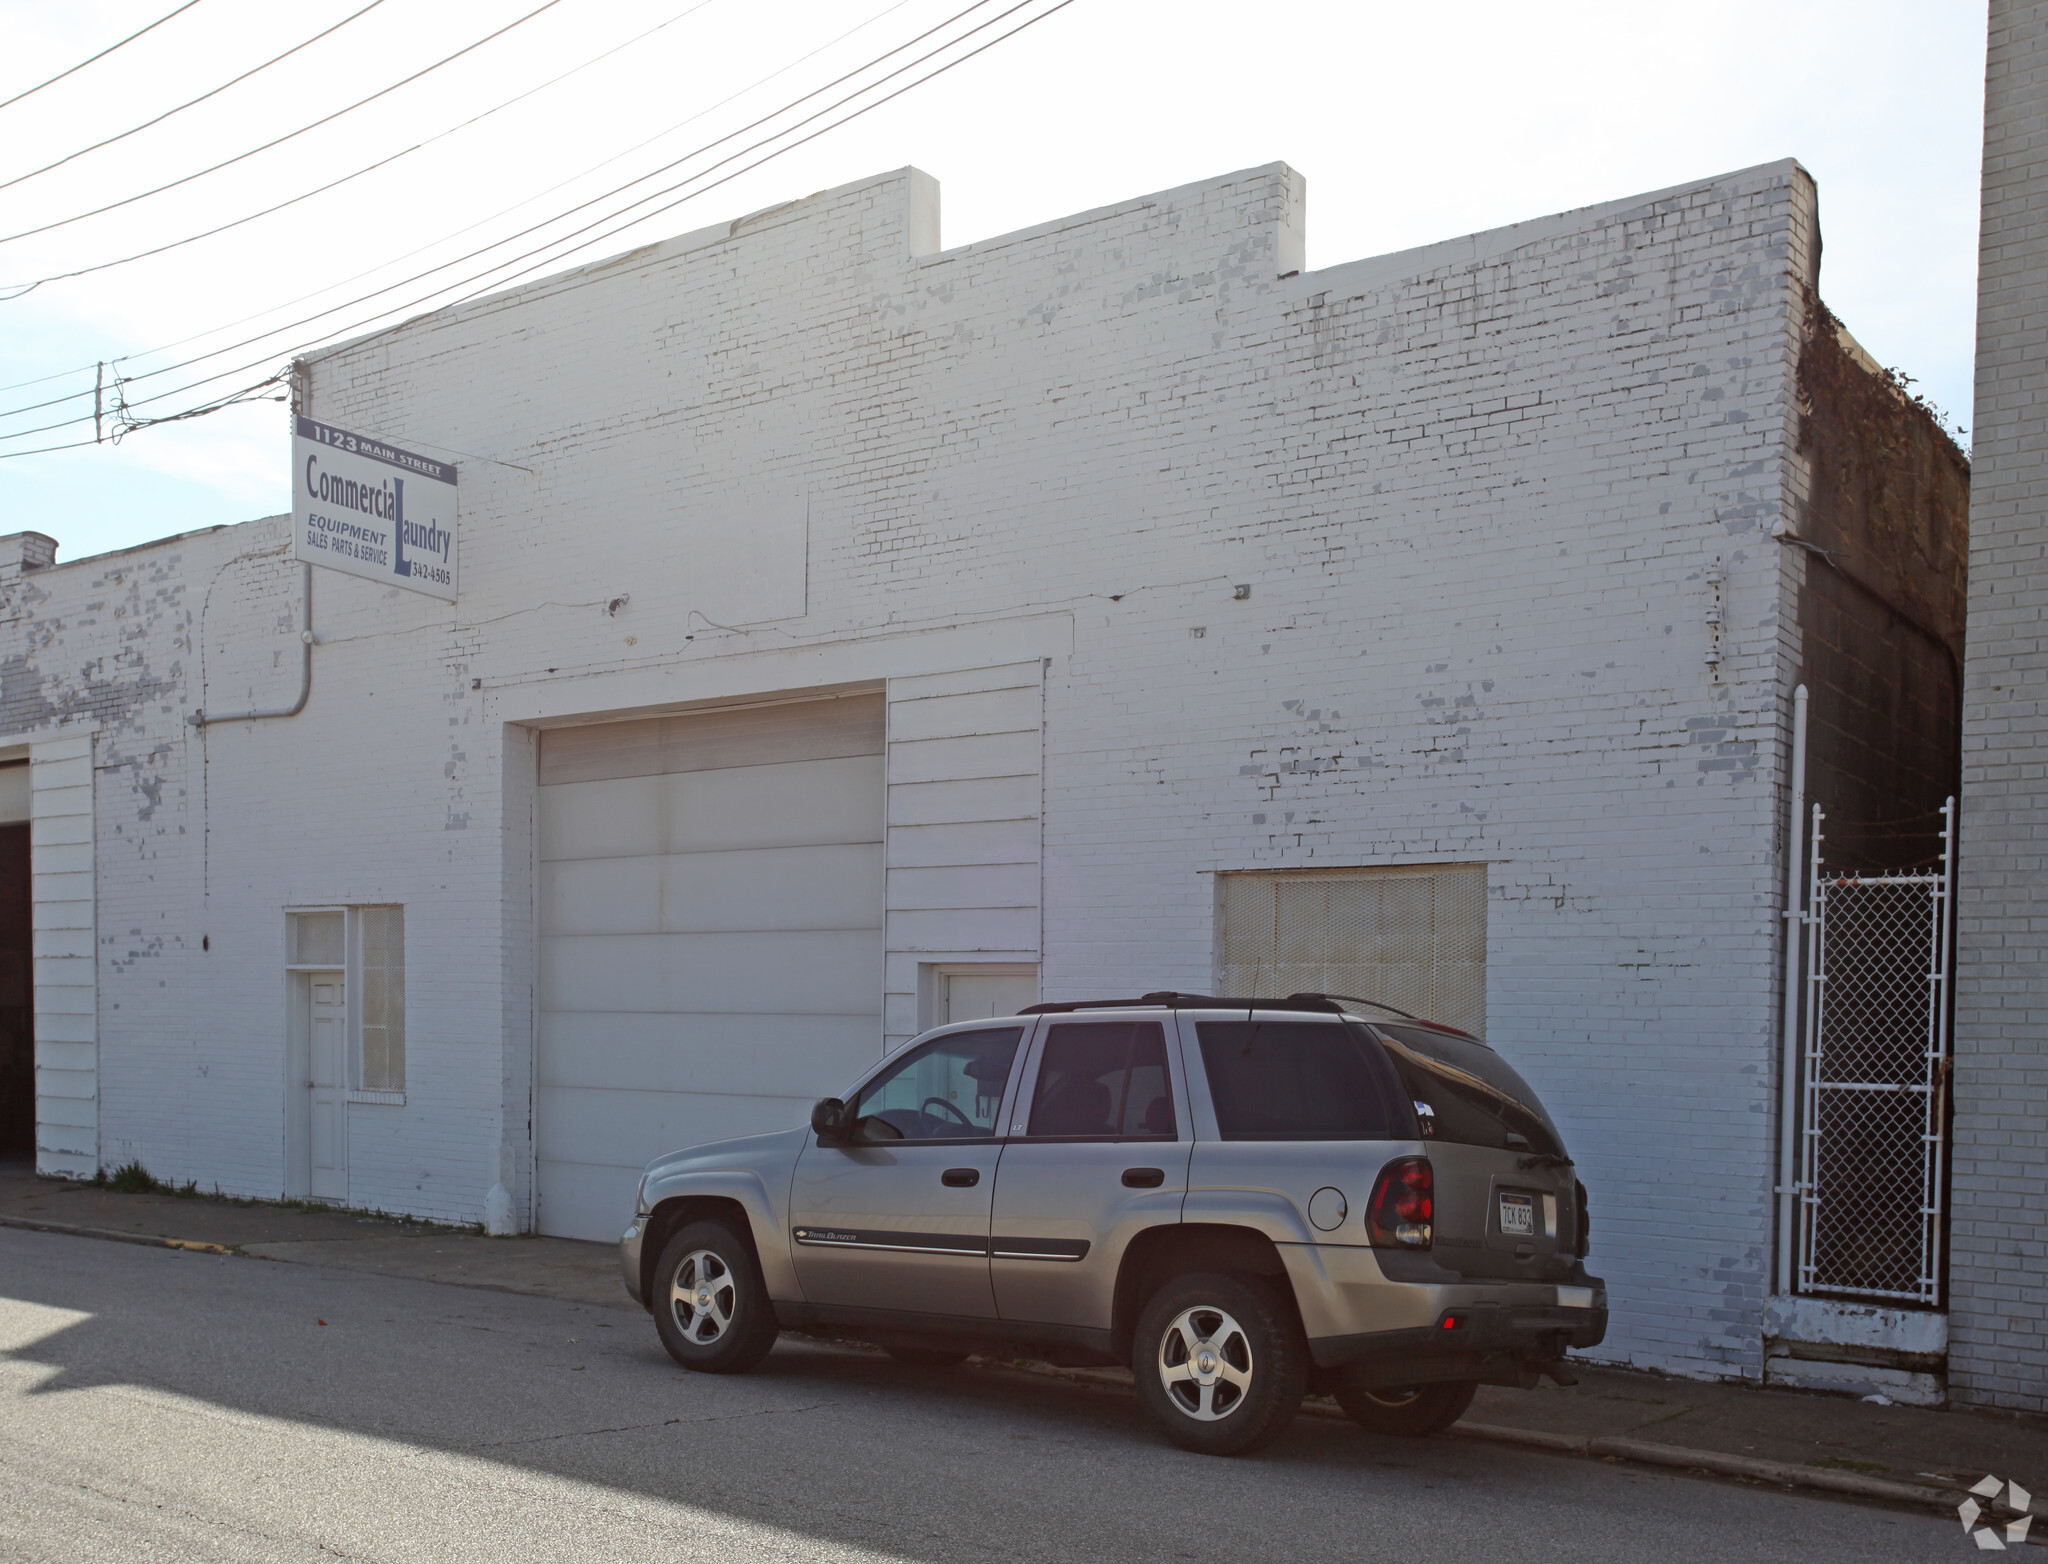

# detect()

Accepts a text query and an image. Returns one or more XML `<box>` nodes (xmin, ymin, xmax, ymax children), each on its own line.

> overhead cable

<box><xmin>0</xmin><ymin>0</ymin><xmax>724</xmax><ymax>305</ymax></box>
<box><xmin>0</xmin><ymin>0</ymin><xmax>392</xmax><ymax>194</ymax></box>
<box><xmin>0</xmin><ymin>0</ymin><xmax>210</xmax><ymax>116</ymax></box>
<box><xmin>1</xmin><ymin>0</ymin><xmax>1078</xmax><ymax>455</ymax></box>
<box><xmin>0</xmin><ymin>0</ymin><xmax>571</xmax><ymax>248</ymax></box>
<box><xmin>1</xmin><ymin>0</ymin><xmax>1014</xmax><ymax>425</ymax></box>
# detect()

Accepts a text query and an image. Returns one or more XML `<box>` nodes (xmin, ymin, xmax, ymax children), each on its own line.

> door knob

<box><xmin>941</xmin><ymin>1167</ymin><xmax>980</xmax><ymax>1187</ymax></box>
<box><xmin>1122</xmin><ymin>1167</ymin><xmax>1165</xmax><ymax>1189</ymax></box>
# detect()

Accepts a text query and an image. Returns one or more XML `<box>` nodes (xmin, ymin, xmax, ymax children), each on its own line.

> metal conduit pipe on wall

<box><xmin>189</xmin><ymin>563</ymin><xmax>315</xmax><ymax>727</ymax></box>
<box><xmin>1775</xmin><ymin>683</ymin><xmax>1809</xmax><ymax>1296</ymax></box>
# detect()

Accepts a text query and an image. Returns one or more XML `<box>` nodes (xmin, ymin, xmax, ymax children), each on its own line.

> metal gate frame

<box><xmin>1795</xmin><ymin>798</ymin><xmax>1955</xmax><ymax>1306</ymax></box>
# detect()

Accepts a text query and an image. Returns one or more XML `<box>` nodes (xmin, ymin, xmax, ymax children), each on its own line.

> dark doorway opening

<box><xmin>0</xmin><ymin>820</ymin><xmax>30</xmax><ymax>1159</ymax></box>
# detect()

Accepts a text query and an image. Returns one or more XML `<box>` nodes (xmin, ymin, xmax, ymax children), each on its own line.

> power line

<box><xmin>0</xmin><ymin>0</ymin><xmax>210</xmax><ymax>116</ymax></box>
<box><xmin>0</xmin><ymin>0</ymin><xmax>725</xmax><ymax>305</ymax></box>
<box><xmin>0</xmin><ymin>0</ymin><xmax>392</xmax><ymax>195</ymax></box>
<box><xmin>0</xmin><ymin>0</ymin><xmax>571</xmax><ymax>248</ymax></box>
<box><xmin>2</xmin><ymin>0</ymin><xmax>1078</xmax><ymax>456</ymax></box>
<box><xmin>0</xmin><ymin>0</ymin><xmax>1015</xmax><ymax>428</ymax></box>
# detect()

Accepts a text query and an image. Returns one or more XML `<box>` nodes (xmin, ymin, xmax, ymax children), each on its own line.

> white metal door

<box><xmin>307</xmin><ymin>974</ymin><xmax>347</xmax><ymax>1202</ymax></box>
<box><xmin>942</xmin><ymin>967</ymin><xmax>1038</xmax><ymax>1023</ymax></box>
<box><xmin>536</xmin><ymin>695</ymin><xmax>886</xmax><ymax>1241</ymax></box>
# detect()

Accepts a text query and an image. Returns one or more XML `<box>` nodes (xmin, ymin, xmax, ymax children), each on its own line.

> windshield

<box><xmin>1372</xmin><ymin>1024</ymin><xmax>1566</xmax><ymax>1158</ymax></box>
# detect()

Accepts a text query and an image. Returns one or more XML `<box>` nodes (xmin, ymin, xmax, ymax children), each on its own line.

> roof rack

<box><xmin>1021</xmin><ymin>992</ymin><xmax>1357</xmax><ymax>1016</ymax></box>
<box><xmin>1015</xmin><ymin>990</ymin><xmax>1483</xmax><ymax>1043</ymax></box>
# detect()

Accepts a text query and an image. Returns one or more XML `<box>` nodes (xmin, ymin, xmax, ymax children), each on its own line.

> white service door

<box><xmin>308</xmin><ymin>974</ymin><xmax>347</xmax><ymax>1202</ymax></box>
<box><xmin>536</xmin><ymin>697</ymin><xmax>886</xmax><ymax>1241</ymax></box>
<box><xmin>943</xmin><ymin>968</ymin><xmax>1038</xmax><ymax>1023</ymax></box>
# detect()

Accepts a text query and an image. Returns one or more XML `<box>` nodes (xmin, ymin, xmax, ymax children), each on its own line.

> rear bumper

<box><xmin>1308</xmin><ymin>1300</ymin><xmax>1609</xmax><ymax>1379</ymax></box>
<box><xmin>1279</xmin><ymin>1241</ymin><xmax>1606</xmax><ymax>1374</ymax></box>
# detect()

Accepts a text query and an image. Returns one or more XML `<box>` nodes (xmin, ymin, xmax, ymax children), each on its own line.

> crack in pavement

<box><xmin>467</xmin><ymin>1400</ymin><xmax>836</xmax><ymax>1450</ymax></box>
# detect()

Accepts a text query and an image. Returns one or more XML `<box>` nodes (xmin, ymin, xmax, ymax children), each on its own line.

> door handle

<box><xmin>941</xmin><ymin>1167</ymin><xmax>980</xmax><ymax>1187</ymax></box>
<box><xmin>1122</xmin><ymin>1167</ymin><xmax>1165</xmax><ymax>1189</ymax></box>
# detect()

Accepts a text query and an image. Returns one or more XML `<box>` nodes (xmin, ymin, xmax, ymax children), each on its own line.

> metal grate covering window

<box><xmin>1217</xmin><ymin>864</ymin><xmax>1487</xmax><ymax>1038</ymax></box>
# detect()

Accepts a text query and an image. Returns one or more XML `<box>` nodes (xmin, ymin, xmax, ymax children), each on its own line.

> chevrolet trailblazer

<box><xmin>619</xmin><ymin>993</ymin><xmax>1607</xmax><ymax>1455</ymax></box>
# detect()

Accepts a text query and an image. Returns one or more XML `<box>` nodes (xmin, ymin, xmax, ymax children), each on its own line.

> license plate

<box><xmin>1499</xmin><ymin>1192</ymin><xmax>1535</xmax><ymax>1236</ymax></box>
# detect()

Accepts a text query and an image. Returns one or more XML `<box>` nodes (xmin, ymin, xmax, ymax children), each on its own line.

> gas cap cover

<box><xmin>1308</xmin><ymin>1186</ymin><xmax>1349</xmax><ymax>1231</ymax></box>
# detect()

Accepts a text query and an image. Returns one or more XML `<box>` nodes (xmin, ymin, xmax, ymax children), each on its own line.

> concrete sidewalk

<box><xmin>4</xmin><ymin>1162</ymin><xmax>2043</xmax><ymax>1531</ymax></box>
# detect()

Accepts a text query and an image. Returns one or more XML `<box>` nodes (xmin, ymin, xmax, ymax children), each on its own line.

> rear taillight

<box><xmin>1367</xmin><ymin>1156</ymin><xmax>1433</xmax><ymax>1248</ymax></box>
<box><xmin>1573</xmin><ymin>1178</ymin><xmax>1590</xmax><ymax>1258</ymax></box>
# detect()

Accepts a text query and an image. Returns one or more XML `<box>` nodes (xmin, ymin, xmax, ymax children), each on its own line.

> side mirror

<box><xmin>810</xmin><ymin>1097</ymin><xmax>849</xmax><ymax>1143</ymax></box>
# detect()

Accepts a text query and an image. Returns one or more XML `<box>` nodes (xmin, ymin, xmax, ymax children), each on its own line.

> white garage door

<box><xmin>536</xmin><ymin>693</ymin><xmax>885</xmax><ymax>1240</ymax></box>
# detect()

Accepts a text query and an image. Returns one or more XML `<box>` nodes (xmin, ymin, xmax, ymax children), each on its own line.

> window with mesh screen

<box><xmin>358</xmin><ymin>906</ymin><xmax>405</xmax><ymax>1092</ymax></box>
<box><xmin>1216</xmin><ymin>864</ymin><xmax>1486</xmax><ymax>1038</ymax></box>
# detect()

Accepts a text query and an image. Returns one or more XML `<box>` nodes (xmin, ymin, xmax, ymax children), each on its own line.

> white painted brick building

<box><xmin>0</xmin><ymin>156</ymin><xmax>1969</xmax><ymax>1388</ymax></box>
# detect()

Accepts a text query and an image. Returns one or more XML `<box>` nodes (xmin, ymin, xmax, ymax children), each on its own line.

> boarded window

<box><xmin>1216</xmin><ymin>865</ymin><xmax>1487</xmax><ymax>1038</ymax></box>
<box><xmin>358</xmin><ymin>906</ymin><xmax>405</xmax><ymax>1093</ymax></box>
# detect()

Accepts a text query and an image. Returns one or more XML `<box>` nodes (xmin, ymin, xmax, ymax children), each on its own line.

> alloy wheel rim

<box><xmin>669</xmin><ymin>1249</ymin><xmax>736</xmax><ymax>1345</ymax></box>
<box><xmin>1157</xmin><ymin>1304</ymin><xmax>1253</xmax><ymax>1421</ymax></box>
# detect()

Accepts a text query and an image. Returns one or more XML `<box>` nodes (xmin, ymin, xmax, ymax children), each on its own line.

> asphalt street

<box><xmin>0</xmin><ymin>1227</ymin><xmax>1960</xmax><ymax>1563</ymax></box>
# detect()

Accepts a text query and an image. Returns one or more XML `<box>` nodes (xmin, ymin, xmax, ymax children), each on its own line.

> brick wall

<box><xmin>1952</xmin><ymin>0</ymin><xmax>2048</xmax><ymax>1415</ymax></box>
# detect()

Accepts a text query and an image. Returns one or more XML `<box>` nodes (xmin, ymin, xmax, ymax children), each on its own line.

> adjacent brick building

<box><xmin>1953</xmin><ymin>0</ymin><xmax>2048</xmax><ymax>1416</ymax></box>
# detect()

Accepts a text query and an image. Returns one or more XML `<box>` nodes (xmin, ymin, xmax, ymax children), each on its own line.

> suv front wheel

<box><xmin>652</xmin><ymin>1220</ymin><xmax>779</xmax><ymax>1374</ymax></box>
<box><xmin>1133</xmin><ymin>1272</ymin><xmax>1306</xmax><ymax>1455</ymax></box>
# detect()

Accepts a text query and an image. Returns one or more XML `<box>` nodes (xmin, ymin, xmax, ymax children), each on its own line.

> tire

<box><xmin>1332</xmin><ymin>1375</ymin><xmax>1478</xmax><ymax>1437</ymax></box>
<box><xmin>883</xmin><ymin>1345</ymin><xmax>970</xmax><ymax>1367</ymax></box>
<box><xmin>1132</xmin><ymin>1271</ymin><xmax>1307</xmax><ymax>1456</ymax></box>
<box><xmin>651</xmin><ymin>1221</ymin><xmax>779</xmax><ymax>1375</ymax></box>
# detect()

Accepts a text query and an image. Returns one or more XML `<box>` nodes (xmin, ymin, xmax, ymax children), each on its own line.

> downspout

<box><xmin>189</xmin><ymin>563</ymin><xmax>315</xmax><ymax>727</ymax></box>
<box><xmin>1774</xmin><ymin>683</ymin><xmax>1809</xmax><ymax>1295</ymax></box>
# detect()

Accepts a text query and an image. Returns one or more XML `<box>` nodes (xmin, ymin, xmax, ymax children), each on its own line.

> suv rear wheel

<box><xmin>652</xmin><ymin>1220</ymin><xmax>779</xmax><ymax>1374</ymax></box>
<box><xmin>1133</xmin><ymin>1272</ymin><xmax>1306</xmax><ymax>1455</ymax></box>
<box><xmin>1332</xmin><ymin>1375</ymin><xmax>1477</xmax><ymax>1437</ymax></box>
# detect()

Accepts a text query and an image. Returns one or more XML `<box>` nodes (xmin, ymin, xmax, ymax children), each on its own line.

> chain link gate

<box><xmin>1795</xmin><ymin>799</ymin><xmax>1955</xmax><ymax>1305</ymax></box>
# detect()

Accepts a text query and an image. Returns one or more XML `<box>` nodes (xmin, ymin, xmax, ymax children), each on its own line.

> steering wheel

<box><xmin>921</xmin><ymin>1097</ymin><xmax>974</xmax><ymax>1130</ymax></box>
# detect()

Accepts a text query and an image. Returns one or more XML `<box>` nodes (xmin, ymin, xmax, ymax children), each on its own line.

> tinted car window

<box><xmin>1028</xmin><ymin>1022</ymin><xmax>1175</xmax><ymax>1138</ymax></box>
<box><xmin>1374</xmin><ymin>1024</ymin><xmax>1565</xmax><ymax>1157</ymax></box>
<box><xmin>850</xmin><ymin>1027</ymin><xmax>1023</xmax><ymax>1141</ymax></box>
<box><xmin>1195</xmin><ymin>1020</ymin><xmax>1405</xmax><ymax>1140</ymax></box>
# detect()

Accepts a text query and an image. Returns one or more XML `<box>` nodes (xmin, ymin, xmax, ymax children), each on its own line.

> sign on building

<box><xmin>292</xmin><ymin>416</ymin><xmax>458</xmax><ymax>600</ymax></box>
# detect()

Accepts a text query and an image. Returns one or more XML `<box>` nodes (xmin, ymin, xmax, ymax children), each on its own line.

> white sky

<box><xmin>0</xmin><ymin>0</ymin><xmax>1990</xmax><ymax>563</ymax></box>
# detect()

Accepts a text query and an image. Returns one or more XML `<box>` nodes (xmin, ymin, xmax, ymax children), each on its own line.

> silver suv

<box><xmin>619</xmin><ymin>994</ymin><xmax>1607</xmax><ymax>1455</ymax></box>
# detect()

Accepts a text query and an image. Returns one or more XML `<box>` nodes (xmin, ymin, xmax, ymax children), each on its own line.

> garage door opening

<box><xmin>0</xmin><ymin>813</ymin><xmax>27</xmax><ymax>1162</ymax></box>
<box><xmin>535</xmin><ymin>691</ymin><xmax>886</xmax><ymax>1240</ymax></box>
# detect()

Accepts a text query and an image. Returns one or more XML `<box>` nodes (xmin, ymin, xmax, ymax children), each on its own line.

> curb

<box><xmin>988</xmin><ymin>1357</ymin><xmax>2044</xmax><ymax>1533</ymax></box>
<box><xmin>0</xmin><ymin>1211</ymin><xmax>234</xmax><ymax>1255</ymax></box>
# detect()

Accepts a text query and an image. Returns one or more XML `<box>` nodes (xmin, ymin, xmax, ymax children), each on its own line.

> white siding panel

<box><xmin>888</xmin><ymin>685</ymin><xmax>1043</xmax><ymax>742</ymax></box>
<box><xmin>538</xmin><ymin>1010</ymin><xmax>875</xmax><ymax>1095</ymax></box>
<box><xmin>539</xmin><ymin>856</ymin><xmax>661</xmax><ymax>938</ymax></box>
<box><xmin>659</xmin><ymin>843</ymin><xmax>881</xmax><ymax>933</ymax></box>
<box><xmin>538</xmin><ymin>1085</ymin><xmax>805</xmax><ymax>1164</ymax></box>
<box><xmin>887</xmin><ymin>908</ymin><xmax>1041</xmax><ymax>951</ymax></box>
<box><xmin>889</xmin><ymin>731</ymin><xmax>1040</xmax><ymax>786</ymax></box>
<box><xmin>887</xmin><ymin>819</ymin><xmax>1039</xmax><ymax>868</ymax></box>
<box><xmin>544</xmin><ymin>929</ymin><xmax>882</xmax><ymax>1015</ymax></box>
<box><xmin>888</xmin><ymin>775</ymin><xmax>1041</xmax><ymax>827</ymax></box>
<box><xmin>886</xmin><ymin>863</ymin><xmax>1038</xmax><ymax>909</ymax></box>
<box><xmin>32</xmin><ymin>734</ymin><xmax>94</xmax><ymax>1179</ymax></box>
<box><xmin>538</xmin><ymin>775</ymin><xmax>661</xmax><ymax>862</ymax></box>
<box><xmin>667</xmin><ymin>757</ymin><xmax>885</xmax><ymax>853</ymax></box>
